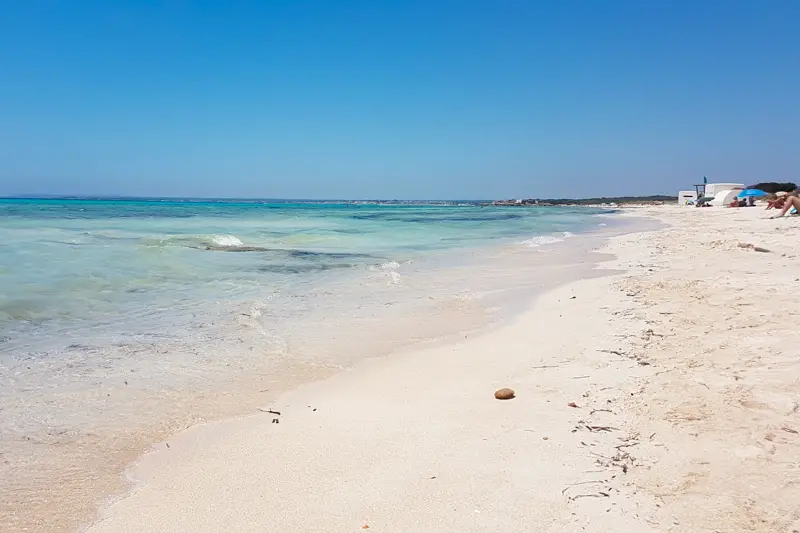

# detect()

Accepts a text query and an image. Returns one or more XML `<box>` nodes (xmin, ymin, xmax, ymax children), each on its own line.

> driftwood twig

<box><xmin>570</xmin><ymin>492</ymin><xmax>610</xmax><ymax>500</ymax></box>
<box><xmin>586</xmin><ymin>425</ymin><xmax>618</xmax><ymax>432</ymax></box>
<box><xmin>561</xmin><ymin>480</ymin><xmax>605</xmax><ymax>495</ymax></box>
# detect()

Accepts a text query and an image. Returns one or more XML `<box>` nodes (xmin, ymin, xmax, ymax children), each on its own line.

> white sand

<box><xmin>84</xmin><ymin>206</ymin><xmax>800</xmax><ymax>533</ymax></box>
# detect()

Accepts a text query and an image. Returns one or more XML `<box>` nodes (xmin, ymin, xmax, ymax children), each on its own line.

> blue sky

<box><xmin>0</xmin><ymin>1</ymin><xmax>797</xmax><ymax>200</ymax></box>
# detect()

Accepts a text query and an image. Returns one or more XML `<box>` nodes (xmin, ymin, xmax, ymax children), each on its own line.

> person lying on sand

<box><xmin>728</xmin><ymin>197</ymin><xmax>749</xmax><ymax>208</ymax></box>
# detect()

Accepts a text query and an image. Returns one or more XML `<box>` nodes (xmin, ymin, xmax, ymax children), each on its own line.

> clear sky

<box><xmin>0</xmin><ymin>1</ymin><xmax>797</xmax><ymax>200</ymax></box>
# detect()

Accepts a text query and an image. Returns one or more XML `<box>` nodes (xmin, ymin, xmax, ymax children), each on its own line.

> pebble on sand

<box><xmin>494</xmin><ymin>388</ymin><xmax>515</xmax><ymax>400</ymax></box>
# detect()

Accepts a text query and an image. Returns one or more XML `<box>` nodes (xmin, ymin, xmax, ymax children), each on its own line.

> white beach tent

<box><xmin>710</xmin><ymin>189</ymin><xmax>741</xmax><ymax>207</ymax></box>
<box><xmin>705</xmin><ymin>183</ymin><xmax>745</xmax><ymax>198</ymax></box>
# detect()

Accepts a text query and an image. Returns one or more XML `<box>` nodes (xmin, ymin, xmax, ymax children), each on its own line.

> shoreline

<box><xmin>76</xmin><ymin>217</ymin><xmax>649</xmax><ymax>533</ymax></box>
<box><xmin>83</xmin><ymin>206</ymin><xmax>800</xmax><ymax>533</ymax></box>
<box><xmin>2</xmin><ymin>216</ymin><xmax>629</xmax><ymax>533</ymax></box>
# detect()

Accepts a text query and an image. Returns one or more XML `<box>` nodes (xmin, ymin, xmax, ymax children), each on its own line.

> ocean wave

<box><xmin>143</xmin><ymin>234</ymin><xmax>274</xmax><ymax>252</ymax></box>
<box><xmin>212</xmin><ymin>235</ymin><xmax>243</xmax><ymax>247</ymax></box>
<box><xmin>366</xmin><ymin>259</ymin><xmax>403</xmax><ymax>285</ymax></box>
<box><xmin>144</xmin><ymin>234</ymin><xmax>245</xmax><ymax>249</ymax></box>
<box><xmin>367</xmin><ymin>259</ymin><xmax>401</xmax><ymax>272</ymax></box>
<box><xmin>520</xmin><ymin>231</ymin><xmax>574</xmax><ymax>248</ymax></box>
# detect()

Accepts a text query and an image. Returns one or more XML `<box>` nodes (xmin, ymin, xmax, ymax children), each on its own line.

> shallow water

<box><xmin>1</xmin><ymin>199</ymin><xmax>606</xmax><ymax>357</ymax></box>
<box><xmin>0</xmin><ymin>198</ymin><xmax>615</xmax><ymax>532</ymax></box>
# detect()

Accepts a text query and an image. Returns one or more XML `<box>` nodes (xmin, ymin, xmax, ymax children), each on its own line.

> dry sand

<box><xmin>83</xmin><ymin>206</ymin><xmax>800</xmax><ymax>533</ymax></box>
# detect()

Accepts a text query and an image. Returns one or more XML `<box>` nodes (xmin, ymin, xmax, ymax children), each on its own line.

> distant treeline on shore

<box><xmin>748</xmin><ymin>182</ymin><xmax>796</xmax><ymax>194</ymax></box>
<box><xmin>540</xmin><ymin>195</ymin><xmax>676</xmax><ymax>205</ymax></box>
<box><xmin>491</xmin><ymin>195</ymin><xmax>676</xmax><ymax>206</ymax></box>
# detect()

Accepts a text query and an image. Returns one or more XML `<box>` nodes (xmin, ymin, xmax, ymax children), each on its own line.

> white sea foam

<box><xmin>369</xmin><ymin>260</ymin><xmax>402</xmax><ymax>285</ymax></box>
<box><xmin>363</xmin><ymin>259</ymin><xmax>403</xmax><ymax>285</ymax></box>
<box><xmin>368</xmin><ymin>260</ymin><xmax>401</xmax><ymax>272</ymax></box>
<box><xmin>521</xmin><ymin>235</ymin><xmax>562</xmax><ymax>247</ymax></box>
<box><xmin>520</xmin><ymin>231</ymin><xmax>574</xmax><ymax>248</ymax></box>
<box><xmin>212</xmin><ymin>235</ymin><xmax>244</xmax><ymax>247</ymax></box>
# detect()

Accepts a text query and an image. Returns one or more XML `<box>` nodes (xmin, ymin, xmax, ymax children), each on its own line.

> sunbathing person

<box><xmin>767</xmin><ymin>198</ymin><xmax>784</xmax><ymax>210</ymax></box>
<box><xmin>766</xmin><ymin>193</ymin><xmax>789</xmax><ymax>210</ymax></box>
<box><xmin>770</xmin><ymin>195</ymin><xmax>800</xmax><ymax>218</ymax></box>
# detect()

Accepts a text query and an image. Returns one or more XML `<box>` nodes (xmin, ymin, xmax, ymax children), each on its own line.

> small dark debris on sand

<box><xmin>738</xmin><ymin>242</ymin><xmax>772</xmax><ymax>253</ymax></box>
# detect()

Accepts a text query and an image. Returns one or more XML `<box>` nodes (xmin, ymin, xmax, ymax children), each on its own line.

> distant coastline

<box><xmin>490</xmin><ymin>195</ymin><xmax>675</xmax><ymax>206</ymax></box>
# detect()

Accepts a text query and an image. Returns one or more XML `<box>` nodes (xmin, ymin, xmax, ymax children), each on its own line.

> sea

<box><xmin>0</xmin><ymin>198</ymin><xmax>619</xmax><ymax>532</ymax></box>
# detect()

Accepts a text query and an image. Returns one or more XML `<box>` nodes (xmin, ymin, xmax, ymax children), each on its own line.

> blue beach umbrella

<box><xmin>737</xmin><ymin>189</ymin><xmax>768</xmax><ymax>198</ymax></box>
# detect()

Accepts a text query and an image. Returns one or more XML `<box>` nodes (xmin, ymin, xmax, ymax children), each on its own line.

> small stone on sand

<box><xmin>494</xmin><ymin>388</ymin><xmax>515</xmax><ymax>400</ymax></box>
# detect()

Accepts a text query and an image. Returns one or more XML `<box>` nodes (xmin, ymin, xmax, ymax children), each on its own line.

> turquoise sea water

<box><xmin>1</xmin><ymin>199</ymin><xmax>606</xmax><ymax>347</ymax></box>
<box><xmin>1</xmin><ymin>198</ymin><xmax>616</xmax><ymax>529</ymax></box>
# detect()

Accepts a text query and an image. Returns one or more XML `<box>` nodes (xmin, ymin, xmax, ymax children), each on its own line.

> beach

<box><xmin>1</xmin><ymin>0</ymin><xmax>795</xmax><ymax>530</ymax></box>
<box><xmin>0</xmin><ymin>201</ymin><xmax>613</xmax><ymax>532</ymax></box>
<box><xmin>74</xmin><ymin>205</ymin><xmax>800</xmax><ymax>533</ymax></box>
<box><xmin>4</xmin><ymin>204</ymin><xmax>800</xmax><ymax>532</ymax></box>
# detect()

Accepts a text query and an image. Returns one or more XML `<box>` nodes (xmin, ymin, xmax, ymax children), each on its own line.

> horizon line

<box><xmin>0</xmin><ymin>194</ymin><xmax>676</xmax><ymax>202</ymax></box>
